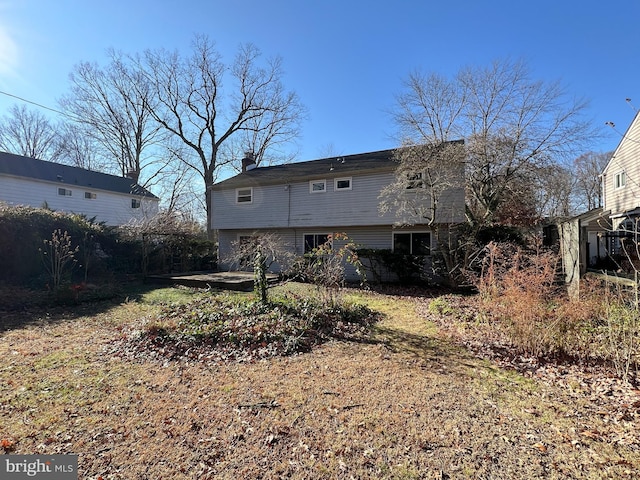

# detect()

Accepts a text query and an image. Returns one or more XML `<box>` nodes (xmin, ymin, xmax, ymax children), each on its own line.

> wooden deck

<box><xmin>145</xmin><ymin>271</ymin><xmax>278</xmax><ymax>291</ymax></box>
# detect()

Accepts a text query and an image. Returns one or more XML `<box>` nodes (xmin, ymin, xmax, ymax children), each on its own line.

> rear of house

<box><xmin>0</xmin><ymin>151</ymin><xmax>159</xmax><ymax>226</ymax></box>
<box><xmin>211</xmin><ymin>148</ymin><xmax>465</xmax><ymax>282</ymax></box>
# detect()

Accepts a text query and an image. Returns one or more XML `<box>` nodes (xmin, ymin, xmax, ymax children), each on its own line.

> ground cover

<box><xmin>0</xmin><ymin>285</ymin><xmax>638</xmax><ymax>479</ymax></box>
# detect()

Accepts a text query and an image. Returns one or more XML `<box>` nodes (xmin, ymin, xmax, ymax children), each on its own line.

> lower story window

<box><xmin>58</xmin><ymin>188</ymin><xmax>72</xmax><ymax>196</ymax></box>
<box><xmin>393</xmin><ymin>232</ymin><xmax>431</xmax><ymax>255</ymax></box>
<box><xmin>304</xmin><ymin>233</ymin><xmax>330</xmax><ymax>253</ymax></box>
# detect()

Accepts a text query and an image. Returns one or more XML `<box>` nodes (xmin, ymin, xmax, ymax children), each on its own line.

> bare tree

<box><xmin>379</xmin><ymin>142</ymin><xmax>466</xmax><ymax>285</ymax></box>
<box><xmin>227</xmin><ymin>233</ymin><xmax>293</xmax><ymax>304</ymax></box>
<box><xmin>574</xmin><ymin>151</ymin><xmax>611</xmax><ymax>211</ymax></box>
<box><xmin>531</xmin><ymin>163</ymin><xmax>575</xmax><ymax>219</ymax></box>
<box><xmin>392</xmin><ymin>58</ymin><xmax>597</xmax><ymax>228</ymax></box>
<box><xmin>136</xmin><ymin>35</ymin><xmax>306</xmax><ymax>233</ymax></box>
<box><xmin>55</xmin><ymin>122</ymin><xmax>106</xmax><ymax>171</ymax></box>
<box><xmin>0</xmin><ymin>104</ymin><xmax>61</xmax><ymax>160</ymax></box>
<box><xmin>59</xmin><ymin>49</ymin><xmax>164</xmax><ymax>180</ymax></box>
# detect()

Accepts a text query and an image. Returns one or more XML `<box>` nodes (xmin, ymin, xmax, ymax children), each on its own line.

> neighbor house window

<box><xmin>131</xmin><ymin>199</ymin><xmax>141</xmax><ymax>209</ymax></box>
<box><xmin>309</xmin><ymin>179</ymin><xmax>326</xmax><ymax>193</ymax></box>
<box><xmin>615</xmin><ymin>171</ymin><xmax>626</xmax><ymax>189</ymax></box>
<box><xmin>85</xmin><ymin>192</ymin><xmax>97</xmax><ymax>199</ymax></box>
<box><xmin>236</xmin><ymin>187</ymin><xmax>253</xmax><ymax>204</ymax></box>
<box><xmin>393</xmin><ymin>232</ymin><xmax>431</xmax><ymax>255</ymax></box>
<box><xmin>58</xmin><ymin>188</ymin><xmax>72</xmax><ymax>196</ymax></box>
<box><xmin>304</xmin><ymin>233</ymin><xmax>331</xmax><ymax>253</ymax></box>
<box><xmin>334</xmin><ymin>177</ymin><xmax>352</xmax><ymax>191</ymax></box>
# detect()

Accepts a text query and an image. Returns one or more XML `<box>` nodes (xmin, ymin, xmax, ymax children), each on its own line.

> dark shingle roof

<box><xmin>0</xmin><ymin>151</ymin><xmax>159</xmax><ymax>199</ymax></box>
<box><xmin>212</xmin><ymin>148</ymin><xmax>399</xmax><ymax>190</ymax></box>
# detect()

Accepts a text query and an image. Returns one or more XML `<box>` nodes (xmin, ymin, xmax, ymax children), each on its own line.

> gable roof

<box><xmin>602</xmin><ymin>110</ymin><xmax>640</xmax><ymax>176</ymax></box>
<box><xmin>0</xmin><ymin>151</ymin><xmax>159</xmax><ymax>199</ymax></box>
<box><xmin>212</xmin><ymin>148</ymin><xmax>399</xmax><ymax>190</ymax></box>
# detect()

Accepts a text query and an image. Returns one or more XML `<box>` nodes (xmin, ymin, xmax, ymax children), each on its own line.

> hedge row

<box><xmin>0</xmin><ymin>205</ymin><xmax>215</xmax><ymax>287</ymax></box>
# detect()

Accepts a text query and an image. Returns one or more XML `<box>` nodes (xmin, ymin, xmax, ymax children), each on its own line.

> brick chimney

<box><xmin>241</xmin><ymin>152</ymin><xmax>256</xmax><ymax>172</ymax></box>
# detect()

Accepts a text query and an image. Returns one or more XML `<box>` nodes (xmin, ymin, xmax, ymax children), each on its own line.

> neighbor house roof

<box><xmin>212</xmin><ymin>148</ymin><xmax>399</xmax><ymax>190</ymax></box>
<box><xmin>0</xmin><ymin>151</ymin><xmax>159</xmax><ymax>199</ymax></box>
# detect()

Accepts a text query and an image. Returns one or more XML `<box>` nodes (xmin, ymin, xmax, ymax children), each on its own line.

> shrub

<box><xmin>472</xmin><ymin>241</ymin><xmax>639</xmax><ymax>382</ymax></box>
<box><xmin>134</xmin><ymin>291</ymin><xmax>379</xmax><ymax>360</ymax></box>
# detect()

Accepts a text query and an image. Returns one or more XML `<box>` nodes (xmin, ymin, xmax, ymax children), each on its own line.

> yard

<box><xmin>0</xmin><ymin>284</ymin><xmax>638</xmax><ymax>479</ymax></box>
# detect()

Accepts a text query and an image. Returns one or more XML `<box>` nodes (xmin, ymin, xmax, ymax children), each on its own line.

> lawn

<box><xmin>0</xmin><ymin>284</ymin><xmax>638</xmax><ymax>479</ymax></box>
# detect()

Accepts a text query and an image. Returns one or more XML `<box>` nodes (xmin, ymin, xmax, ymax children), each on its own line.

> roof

<box><xmin>602</xmin><ymin>110</ymin><xmax>640</xmax><ymax>175</ymax></box>
<box><xmin>0</xmin><ymin>151</ymin><xmax>159</xmax><ymax>199</ymax></box>
<box><xmin>212</xmin><ymin>148</ymin><xmax>399</xmax><ymax>190</ymax></box>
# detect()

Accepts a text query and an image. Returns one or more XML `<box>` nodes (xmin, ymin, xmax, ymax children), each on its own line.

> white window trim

<box><xmin>58</xmin><ymin>187</ymin><xmax>72</xmax><ymax>196</ymax></box>
<box><xmin>236</xmin><ymin>187</ymin><xmax>253</xmax><ymax>204</ymax></box>
<box><xmin>131</xmin><ymin>198</ymin><xmax>141</xmax><ymax>209</ymax></box>
<box><xmin>84</xmin><ymin>192</ymin><xmax>97</xmax><ymax>199</ymax></box>
<box><xmin>309</xmin><ymin>179</ymin><xmax>327</xmax><ymax>193</ymax></box>
<box><xmin>615</xmin><ymin>171</ymin><xmax>626</xmax><ymax>189</ymax></box>
<box><xmin>334</xmin><ymin>177</ymin><xmax>352</xmax><ymax>191</ymax></box>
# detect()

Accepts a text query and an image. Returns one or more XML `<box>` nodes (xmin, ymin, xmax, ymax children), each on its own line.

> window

<box><xmin>615</xmin><ymin>172</ymin><xmax>626</xmax><ymax>189</ymax></box>
<box><xmin>393</xmin><ymin>232</ymin><xmax>431</xmax><ymax>255</ymax></box>
<box><xmin>131</xmin><ymin>199</ymin><xmax>141</xmax><ymax>209</ymax></box>
<box><xmin>304</xmin><ymin>233</ymin><xmax>331</xmax><ymax>253</ymax></box>
<box><xmin>406</xmin><ymin>172</ymin><xmax>424</xmax><ymax>190</ymax></box>
<box><xmin>334</xmin><ymin>177</ymin><xmax>352</xmax><ymax>191</ymax></box>
<box><xmin>85</xmin><ymin>192</ymin><xmax>97</xmax><ymax>199</ymax></box>
<box><xmin>58</xmin><ymin>188</ymin><xmax>72</xmax><ymax>196</ymax></box>
<box><xmin>236</xmin><ymin>187</ymin><xmax>253</xmax><ymax>204</ymax></box>
<box><xmin>309</xmin><ymin>179</ymin><xmax>326</xmax><ymax>193</ymax></box>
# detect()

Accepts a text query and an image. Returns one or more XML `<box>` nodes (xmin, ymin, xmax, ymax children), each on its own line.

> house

<box><xmin>0</xmin><ymin>151</ymin><xmax>159</xmax><ymax>225</ymax></box>
<box><xmin>602</xmin><ymin>111</ymin><xmax>640</xmax><ymax>234</ymax></box>
<box><xmin>559</xmin><ymin>111</ymin><xmax>640</xmax><ymax>295</ymax></box>
<box><xmin>211</xmin><ymin>147</ymin><xmax>465</xmax><ymax>282</ymax></box>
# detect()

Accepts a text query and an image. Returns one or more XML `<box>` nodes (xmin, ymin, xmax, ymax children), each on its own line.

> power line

<box><xmin>0</xmin><ymin>90</ymin><xmax>68</xmax><ymax>117</ymax></box>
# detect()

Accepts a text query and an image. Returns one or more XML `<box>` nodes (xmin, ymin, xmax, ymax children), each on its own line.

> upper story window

<box><xmin>334</xmin><ymin>177</ymin><xmax>352</xmax><ymax>191</ymax></box>
<box><xmin>393</xmin><ymin>232</ymin><xmax>431</xmax><ymax>255</ymax></box>
<box><xmin>85</xmin><ymin>192</ymin><xmax>97</xmax><ymax>199</ymax></box>
<box><xmin>309</xmin><ymin>179</ymin><xmax>326</xmax><ymax>193</ymax></box>
<box><xmin>236</xmin><ymin>187</ymin><xmax>253</xmax><ymax>204</ymax></box>
<box><xmin>615</xmin><ymin>171</ymin><xmax>626</xmax><ymax>189</ymax></box>
<box><xmin>58</xmin><ymin>188</ymin><xmax>72</xmax><ymax>196</ymax></box>
<box><xmin>131</xmin><ymin>198</ymin><xmax>141</xmax><ymax>209</ymax></box>
<box><xmin>406</xmin><ymin>172</ymin><xmax>424</xmax><ymax>190</ymax></box>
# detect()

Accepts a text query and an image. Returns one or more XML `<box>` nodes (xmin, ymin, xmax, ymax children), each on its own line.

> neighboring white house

<box><xmin>602</xmin><ymin>111</ymin><xmax>640</xmax><ymax>230</ymax></box>
<box><xmin>211</xmin><ymin>147</ymin><xmax>465</xmax><ymax>281</ymax></box>
<box><xmin>559</xmin><ymin>111</ymin><xmax>640</xmax><ymax>294</ymax></box>
<box><xmin>0</xmin><ymin>151</ymin><xmax>159</xmax><ymax>225</ymax></box>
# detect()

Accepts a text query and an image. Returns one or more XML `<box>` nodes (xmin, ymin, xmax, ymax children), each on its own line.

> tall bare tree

<box><xmin>0</xmin><ymin>104</ymin><xmax>61</xmax><ymax>160</ymax></box>
<box><xmin>379</xmin><ymin>141</ymin><xmax>466</xmax><ymax>285</ymax></box>
<box><xmin>573</xmin><ymin>151</ymin><xmax>611</xmax><ymax>211</ymax></box>
<box><xmin>136</xmin><ymin>35</ymin><xmax>306</xmax><ymax>232</ymax></box>
<box><xmin>392</xmin><ymin>58</ymin><xmax>596</xmax><ymax>228</ymax></box>
<box><xmin>59</xmin><ymin>49</ymin><xmax>164</xmax><ymax>180</ymax></box>
<box><xmin>55</xmin><ymin>122</ymin><xmax>106</xmax><ymax>171</ymax></box>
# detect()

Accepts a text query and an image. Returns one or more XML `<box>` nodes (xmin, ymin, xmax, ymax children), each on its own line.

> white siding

<box><xmin>0</xmin><ymin>176</ymin><xmax>158</xmax><ymax>225</ymax></box>
<box><xmin>603</xmin><ymin>112</ymin><xmax>640</xmax><ymax>216</ymax></box>
<box><xmin>217</xmin><ymin>225</ymin><xmax>435</xmax><ymax>282</ymax></box>
<box><xmin>212</xmin><ymin>170</ymin><xmax>465</xmax><ymax>230</ymax></box>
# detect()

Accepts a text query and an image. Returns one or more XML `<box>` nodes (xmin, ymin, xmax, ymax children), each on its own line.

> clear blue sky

<box><xmin>0</xmin><ymin>0</ymin><xmax>638</xmax><ymax>162</ymax></box>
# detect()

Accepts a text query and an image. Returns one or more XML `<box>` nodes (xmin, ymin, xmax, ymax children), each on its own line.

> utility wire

<box><xmin>0</xmin><ymin>90</ymin><xmax>69</xmax><ymax>117</ymax></box>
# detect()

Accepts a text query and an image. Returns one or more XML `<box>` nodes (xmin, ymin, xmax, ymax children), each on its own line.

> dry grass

<box><xmin>1</xmin><ymin>285</ymin><xmax>639</xmax><ymax>479</ymax></box>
